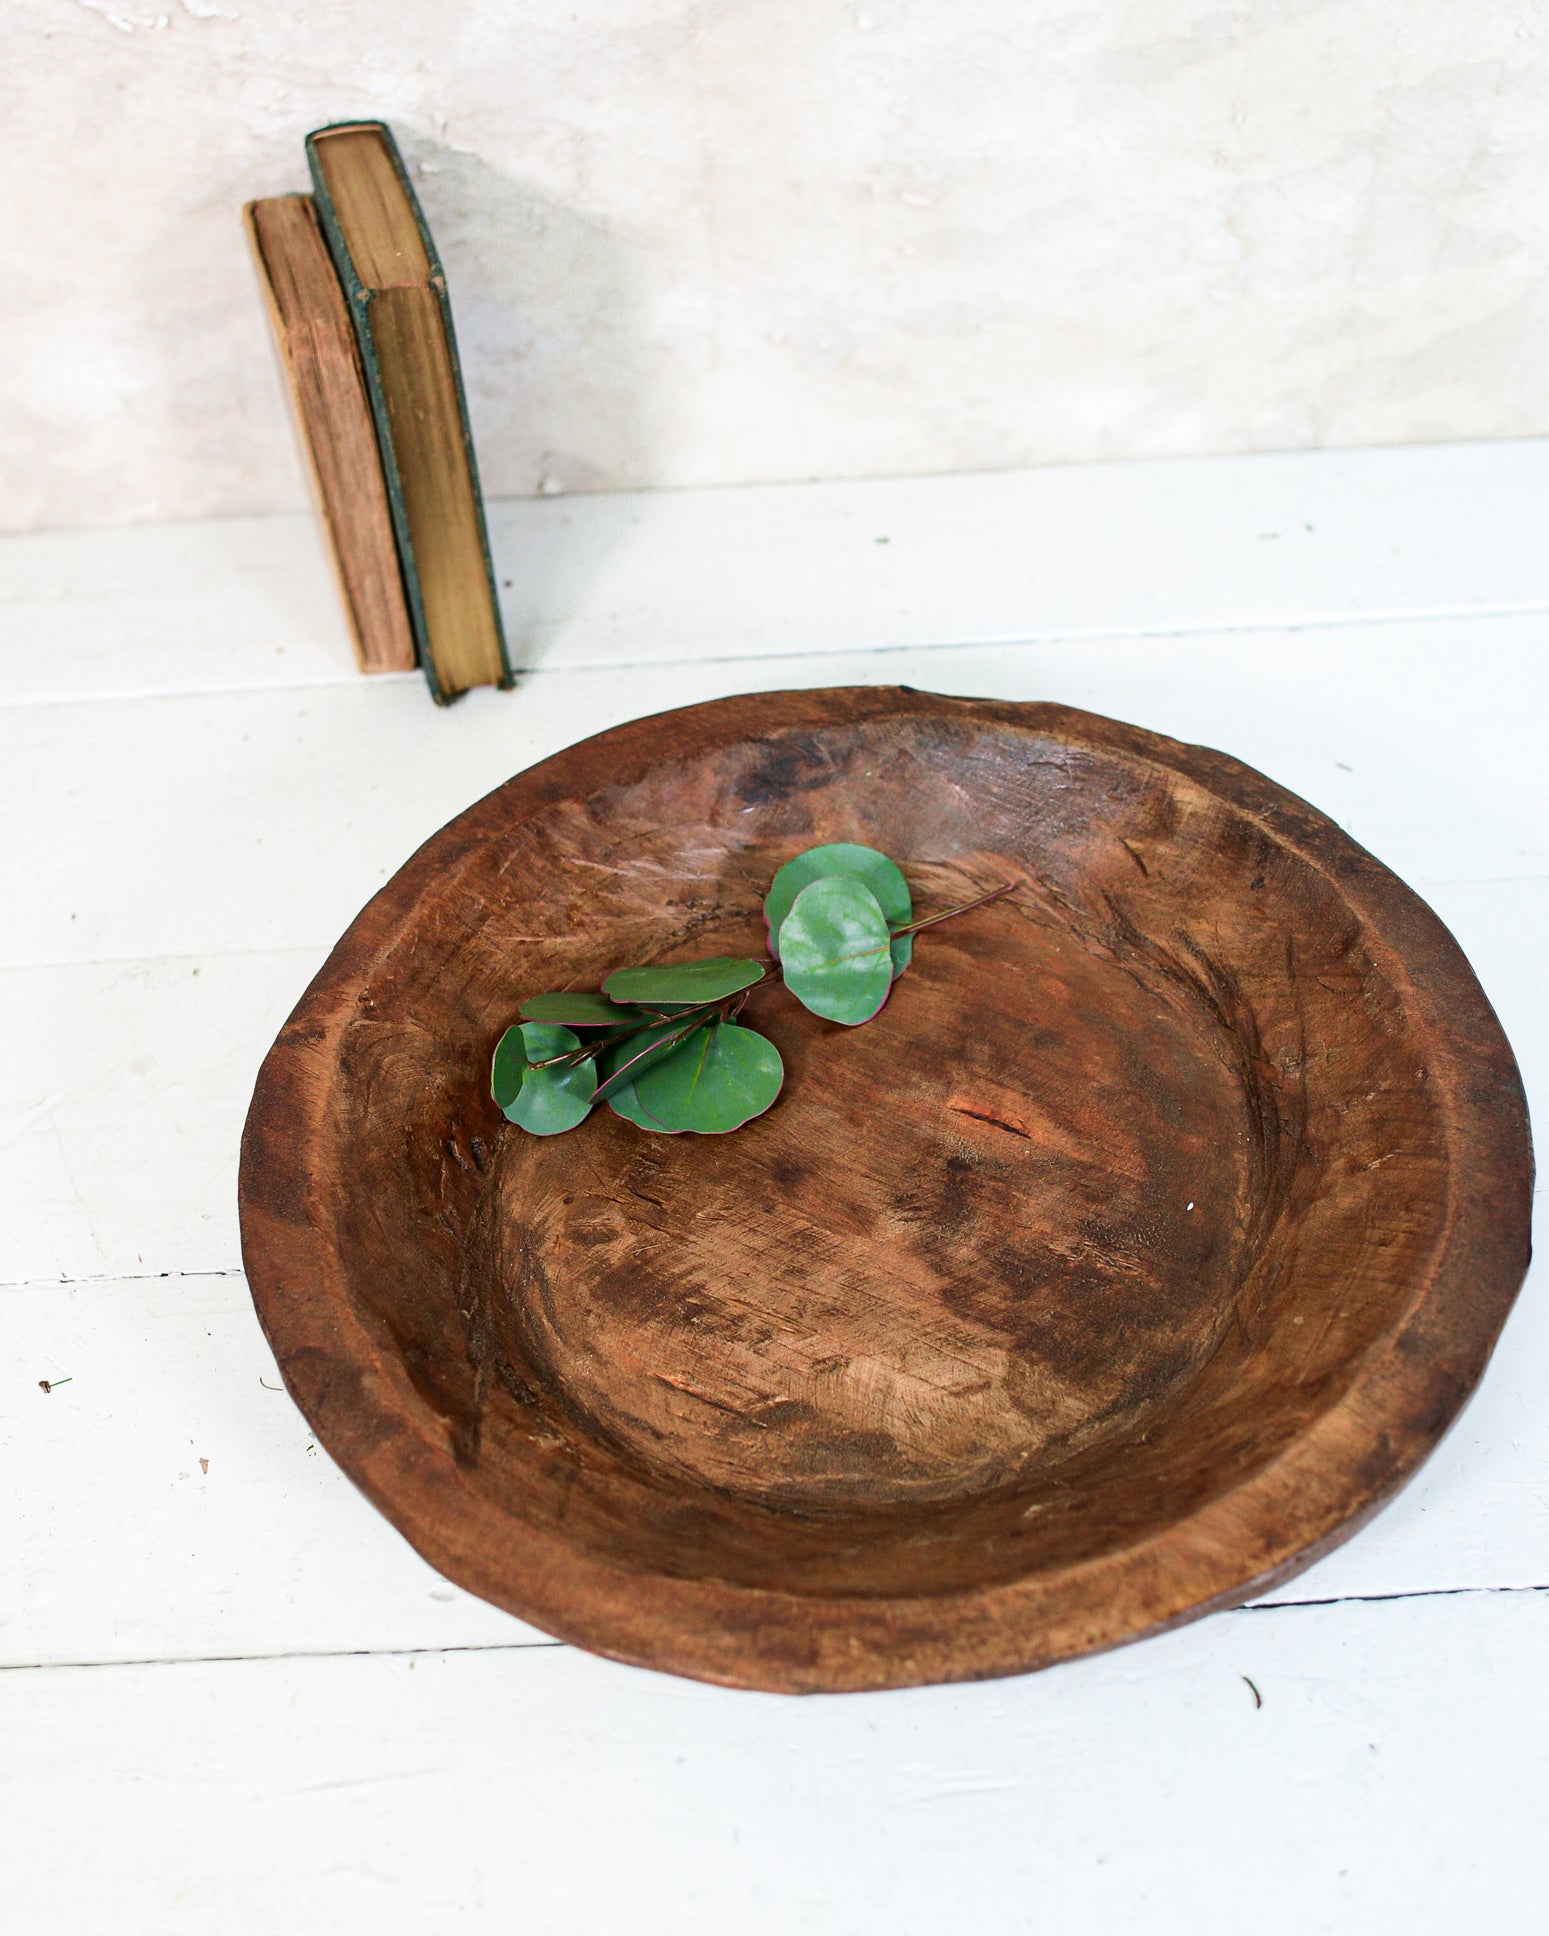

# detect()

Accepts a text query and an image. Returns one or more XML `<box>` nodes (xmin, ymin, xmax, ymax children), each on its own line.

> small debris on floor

<box><xmin>199</xmin><ymin>1457</ymin><xmax>209</xmax><ymax>1474</ymax></box>
<box><xmin>38</xmin><ymin>1377</ymin><xmax>72</xmax><ymax>1393</ymax></box>
<box><xmin>1243</xmin><ymin>1674</ymin><xmax>1263</xmax><ymax>1709</ymax></box>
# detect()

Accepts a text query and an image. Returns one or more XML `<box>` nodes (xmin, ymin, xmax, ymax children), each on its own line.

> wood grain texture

<box><xmin>239</xmin><ymin>688</ymin><xmax>1533</xmax><ymax>1692</ymax></box>
<box><xmin>243</xmin><ymin>196</ymin><xmax>415</xmax><ymax>675</ymax></box>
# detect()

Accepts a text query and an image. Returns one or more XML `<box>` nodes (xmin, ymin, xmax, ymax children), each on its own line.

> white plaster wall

<box><xmin>8</xmin><ymin>0</ymin><xmax>1549</xmax><ymax>531</ymax></box>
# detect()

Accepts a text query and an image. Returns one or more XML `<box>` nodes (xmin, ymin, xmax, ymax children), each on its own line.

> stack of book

<box><xmin>246</xmin><ymin>122</ymin><xmax>512</xmax><ymax>704</ymax></box>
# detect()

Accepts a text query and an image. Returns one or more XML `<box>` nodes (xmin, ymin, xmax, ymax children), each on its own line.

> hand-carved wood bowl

<box><xmin>240</xmin><ymin>688</ymin><xmax>1531</xmax><ymax>1692</ymax></box>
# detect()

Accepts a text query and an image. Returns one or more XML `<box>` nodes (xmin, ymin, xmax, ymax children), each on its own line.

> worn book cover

<box><xmin>306</xmin><ymin>120</ymin><xmax>512</xmax><ymax>704</ymax></box>
<box><xmin>244</xmin><ymin>193</ymin><xmax>417</xmax><ymax>675</ymax></box>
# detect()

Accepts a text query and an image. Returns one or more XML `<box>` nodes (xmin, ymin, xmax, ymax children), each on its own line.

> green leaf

<box><xmin>490</xmin><ymin>1025</ymin><xmax>529</xmax><ymax>1111</ymax></box>
<box><xmin>606</xmin><ymin>1080</ymin><xmax>677</xmax><ymax>1133</ymax></box>
<box><xmin>765</xmin><ymin>842</ymin><xmax>913</xmax><ymax>978</ymax></box>
<box><xmin>593</xmin><ymin>1017</ymin><xmax>709</xmax><ymax>1102</ymax></box>
<box><xmin>633</xmin><ymin>1021</ymin><xmax>784</xmax><ymax>1133</ymax></box>
<box><xmin>778</xmin><ymin>876</ymin><xmax>894</xmax><ymax>1025</ymax></box>
<box><xmin>519</xmin><ymin>990</ymin><xmax>647</xmax><ymax>1027</ymax></box>
<box><xmin>492</xmin><ymin>1022</ymin><xmax>596</xmax><ymax>1135</ymax></box>
<box><xmin>602</xmin><ymin>956</ymin><xmax>765</xmax><ymax>1005</ymax></box>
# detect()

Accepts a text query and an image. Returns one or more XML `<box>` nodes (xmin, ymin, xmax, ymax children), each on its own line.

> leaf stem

<box><xmin>887</xmin><ymin>881</ymin><xmax>1015</xmax><ymax>939</ymax></box>
<box><xmin>591</xmin><ymin>1004</ymin><xmax>731</xmax><ymax>1102</ymax></box>
<box><xmin>525</xmin><ymin>1030</ymin><xmax>632</xmax><ymax>1071</ymax></box>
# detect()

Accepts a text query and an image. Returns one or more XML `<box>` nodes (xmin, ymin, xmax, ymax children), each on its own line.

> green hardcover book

<box><xmin>306</xmin><ymin>120</ymin><xmax>512</xmax><ymax>705</ymax></box>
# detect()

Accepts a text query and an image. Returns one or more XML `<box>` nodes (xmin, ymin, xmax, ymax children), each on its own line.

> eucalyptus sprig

<box><xmin>490</xmin><ymin>842</ymin><xmax>1011</xmax><ymax>1137</ymax></box>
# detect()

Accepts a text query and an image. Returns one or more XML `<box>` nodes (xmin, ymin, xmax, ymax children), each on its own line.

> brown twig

<box><xmin>887</xmin><ymin>881</ymin><xmax>1016</xmax><ymax>939</ymax></box>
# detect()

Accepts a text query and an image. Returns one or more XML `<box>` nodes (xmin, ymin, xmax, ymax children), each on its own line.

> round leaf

<box><xmin>497</xmin><ymin>1022</ymin><xmax>596</xmax><ymax>1135</ymax></box>
<box><xmin>634</xmin><ymin>1021</ymin><xmax>785</xmax><ymax>1133</ymax></box>
<box><xmin>778</xmin><ymin>876</ymin><xmax>894</xmax><ymax>1025</ymax></box>
<box><xmin>606</xmin><ymin>1080</ymin><xmax>678</xmax><ymax>1134</ymax></box>
<box><xmin>490</xmin><ymin>1024</ymin><xmax>529</xmax><ymax>1111</ymax></box>
<box><xmin>602</xmin><ymin>956</ymin><xmax>765</xmax><ymax>1005</ymax></box>
<box><xmin>765</xmin><ymin>842</ymin><xmax>913</xmax><ymax>979</ymax></box>
<box><xmin>519</xmin><ymin>991</ymin><xmax>646</xmax><ymax>1027</ymax></box>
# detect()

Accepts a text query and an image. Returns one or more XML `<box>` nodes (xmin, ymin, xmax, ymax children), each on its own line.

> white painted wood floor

<box><xmin>2</xmin><ymin>441</ymin><xmax>1545</xmax><ymax>1934</ymax></box>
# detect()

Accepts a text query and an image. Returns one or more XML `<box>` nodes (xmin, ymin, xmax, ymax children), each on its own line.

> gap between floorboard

<box><xmin>3</xmin><ymin>1585</ymin><xmax>1544</xmax><ymax>1678</ymax></box>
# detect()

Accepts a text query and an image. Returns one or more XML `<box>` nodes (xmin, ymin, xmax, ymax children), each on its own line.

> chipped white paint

<box><xmin>9</xmin><ymin>3</ymin><xmax>1549</xmax><ymax>529</ymax></box>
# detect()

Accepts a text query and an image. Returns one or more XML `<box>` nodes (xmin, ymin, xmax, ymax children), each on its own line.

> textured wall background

<box><xmin>8</xmin><ymin>0</ymin><xmax>1549</xmax><ymax>531</ymax></box>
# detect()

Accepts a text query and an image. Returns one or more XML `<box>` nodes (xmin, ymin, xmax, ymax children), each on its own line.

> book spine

<box><xmin>305</xmin><ymin>133</ymin><xmax>443</xmax><ymax>701</ymax></box>
<box><xmin>306</xmin><ymin>123</ymin><xmax>513</xmax><ymax>701</ymax></box>
<box><xmin>386</xmin><ymin>130</ymin><xmax>514</xmax><ymax>696</ymax></box>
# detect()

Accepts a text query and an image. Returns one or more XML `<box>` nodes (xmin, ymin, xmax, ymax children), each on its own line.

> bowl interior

<box><xmin>312</xmin><ymin>707</ymin><xmax>1452</xmax><ymax>1601</ymax></box>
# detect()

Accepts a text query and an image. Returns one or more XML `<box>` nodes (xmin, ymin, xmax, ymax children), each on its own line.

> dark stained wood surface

<box><xmin>238</xmin><ymin>689</ymin><xmax>1533</xmax><ymax>1691</ymax></box>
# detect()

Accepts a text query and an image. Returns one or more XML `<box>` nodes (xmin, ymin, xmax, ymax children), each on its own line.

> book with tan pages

<box><xmin>244</xmin><ymin>193</ymin><xmax>417</xmax><ymax>675</ymax></box>
<box><xmin>306</xmin><ymin>120</ymin><xmax>513</xmax><ymax>705</ymax></box>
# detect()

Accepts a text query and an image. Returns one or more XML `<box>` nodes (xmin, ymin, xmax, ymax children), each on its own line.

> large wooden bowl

<box><xmin>239</xmin><ymin>689</ymin><xmax>1531</xmax><ymax>1692</ymax></box>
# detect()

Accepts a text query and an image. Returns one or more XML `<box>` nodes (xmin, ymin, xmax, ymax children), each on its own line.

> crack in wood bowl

<box><xmin>239</xmin><ymin>689</ymin><xmax>1532</xmax><ymax>1691</ymax></box>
